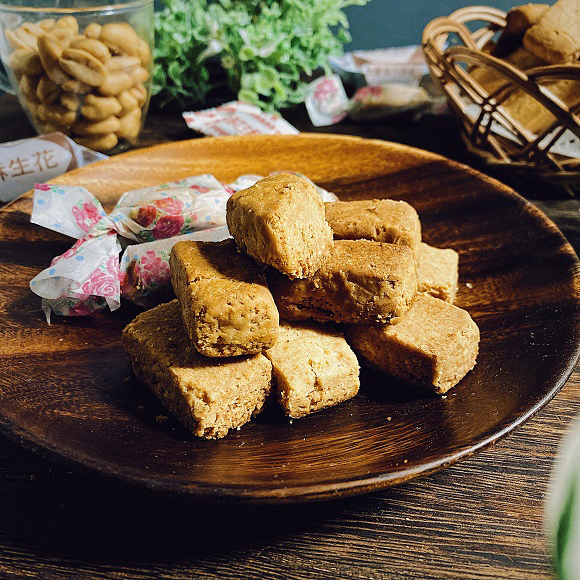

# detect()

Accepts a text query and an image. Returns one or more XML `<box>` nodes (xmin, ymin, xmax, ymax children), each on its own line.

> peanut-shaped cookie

<box><xmin>37</xmin><ymin>33</ymin><xmax>70</xmax><ymax>85</ymax></box>
<box><xmin>37</xmin><ymin>102</ymin><xmax>77</xmax><ymax>128</ymax></box>
<box><xmin>9</xmin><ymin>48</ymin><xmax>43</xmax><ymax>76</ymax></box>
<box><xmin>59</xmin><ymin>47</ymin><xmax>107</xmax><ymax>86</ymax></box>
<box><xmin>129</xmin><ymin>66</ymin><xmax>149</xmax><ymax>85</ymax></box>
<box><xmin>18</xmin><ymin>74</ymin><xmax>40</xmax><ymax>102</ymax></box>
<box><xmin>61</xmin><ymin>78</ymin><xmax>92</xmax><ymax>94</ymax></box>
<box><xmin>75</xmin><ymin>132</ymin><xmax>118</xmax><ymax>151</ymax></box>
<box><xmin>61</xmin><ymin>92</ymin><xmax>81</xmax><ymax>112</ymax></box>
<box><xmin>99</xmin><ymin>22</ymin><xmax>140</xmax><ymax>56</ymax></box>
<box><xmin>48</xmin><ymin>28</ymin><xmax>76</xmax><ymax>45</ymax></box>
<box><xmin>105</xmin><ymin>55</ymin><xmax>140</xmax><ymax>73</ymax></box>
<box><xmin>54</xmin><ymin>16</ymin><xmax>79</xmax><ymax>36</ymax></box>
<box><xmin>5</xmin><ymin>28</ymin><xmax>38</xmax><ymax>51</ymax></box>
<box><xmin>129</xmin><ymin>84</ymin><xmax>148</xmax><ymax>107</ymax></box>
<box><xmin>117</xmin><ymin>89</ymin><xmax>139</xmax><ymax>115</ymax></box>
<box><xmin>70</xmin><ymin>37</ymin><xmax>111</xmax><ymax>63</ymax></box>
<box><xmin>81</xmin><ymin>94</ymin><xmax>122</xmax><ymax>120</ymax></box>
<box><xmin>36</xmin><ymin>74</ymin><xmax>61</xmax><ymax>103</ymax></box>
<box><xmin>74</xmin><ymin>115</ymin><xmax>121</xmax><ymax>136</ymax></box>
<box><xmin>83</xmin><ymin>22</ymin><xmax>102</xmax><ymax>40</ymax></box>
<box><xmin>99</xmin><ymin>71</ymin><xmax>132</xmax><ymax>96</ymax></box>
<box><xmin>38</xmin><ymin>19</ymin><xmax>56</xmax><ymax>32</ymax></box>
<box><xmin>136</xmin><ymin>39</ymin><xmax>151</xmax><ymax>67</ymax></box>
<box><xmin>117</xmin><ymin>107</ymin><xmax>141</xmax><ymax>140</ymax></box>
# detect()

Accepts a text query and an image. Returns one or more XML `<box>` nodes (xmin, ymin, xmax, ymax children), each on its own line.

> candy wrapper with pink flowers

<box><xmin>29</xmin><ymin>173</ymin><xmax>337</xmax><ymax>321</ymax></box>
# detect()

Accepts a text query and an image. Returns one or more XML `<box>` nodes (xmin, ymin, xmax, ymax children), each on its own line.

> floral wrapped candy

<box><xmin>29</xmin><ymin>173</ymin><xmax>336</xmax><ymax>320</ymax></box>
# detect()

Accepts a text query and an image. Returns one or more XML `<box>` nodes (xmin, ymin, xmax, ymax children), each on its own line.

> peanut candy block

<box><xmin>417</xmin><ymin>242</ymin><xmax>459</xmax><ymax>303</ymax></box>
<box><xmin>122</xmin><ymin>301</ymin><xmax>272</xmax><ymax>439</ymax></box>
<box><xmin>347</xmin><ymin>294</ymin><xmax>479</xmax><ymax>394</ymax></box>
<box><xmin>226</xmin><ymin>173</ymin><xmax>333</xmax><ymax>279</ymax></box>
<box><xmin>265</xmin><ymin>321</ymin><xmax>360</xmax><ymax>418</ymax></box>
<box><xmin>170</xmin><ymin>239</ymin><xmax>279</xmax><ymax>358</ymax></box>
<box><xmin>325</xmin><ymin>199</ymin><xmax>421</xmax><ymax>262</ymax></box>
<box><xmin>268</xmin><ymin>239</ymin><xmax>417</xmax><ymax>324</ymax></box>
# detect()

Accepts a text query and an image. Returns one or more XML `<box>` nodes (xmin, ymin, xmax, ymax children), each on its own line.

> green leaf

<box><xmin>239</xmin><ymin>46</ymin><xmax>256</xmax><ymax>61</ymax></box>
<box><xmin>238</xmin><ymin>89</ymin><xmax>259</xmax><ymax>105</ymax></box>
<box><xmin>154</xmin><ymin>0</ymin><xmax>369</xmax><ymax>110</ymax></box>
<box><xmin>556</xmin><ymin>475</ymin><xmax>578</xmax><ymax>579</ymax></box>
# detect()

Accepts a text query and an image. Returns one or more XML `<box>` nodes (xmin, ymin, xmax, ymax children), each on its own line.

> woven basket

<box><xmin>422</xmin><ymin>6</ymin><xmax>580</xmax><ymax>197</ymax></box>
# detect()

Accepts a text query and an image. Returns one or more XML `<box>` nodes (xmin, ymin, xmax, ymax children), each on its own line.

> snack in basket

<box><xmin>122</xmin><ymin>300</ymin><xmax>272</xmax><ymax>439</ymax></box>
<box><xmin>417</xmin><ymin>242</ymin><xmax>459</xmax><ymax>303</ymax></box>
<box><xmin>346</xmin><ymin>294</ymin><xmax>480</xmax><ymax>395</ymax></box>
<box><xmin>470</xmin><ymin>46</ymin><xmax>547</xmax><ymax>93</ymax></box>
<box><xmin>523</xmin><ymin>0</ymin><xmax>580</xmax><ymax>64</ymax></box>
<box><xmin>264</xmin><ymin>322</ymin><xmax>360</xmax><ymax>418</ymax></box>
<box><xmin>490</xmin><ymin>3</ymin><xmax>549</xmax><ymax>56</ymax></box>
<box><xmin>226</xmin><ymin>173</ymin><xmax>334</xmax><ymax>279</ymax></box>
<box><xmin>469</xmin><ymin>1</ymin><xmax>580</xmax><ymax>135</ymax></box>
<box><xmin>170</xmin><ymin>239</ymin><xmax>279</xmax><ymax>358</ymax></box>
<box><xmin>324</xmin><ymin>199</ymin><xmax>421</xmax><ymax>262</ymax></box>
<box><xmin>504</xmin><ymin>4</ymin><xmax>550</xmax><ymax>39</ymax></box>
<box><xmin>503</xmin><ymin>0</ymin><xmax>580</xmax><ymax>133</ymax></box>
<box><xmin>504</xmin><ymin>79</ymin><xmax>579</xmax><ymax>134</ymax></box>
<box><xmin>267</xmin><ymin>240</ymin><xmax>417</xmax><ymax>324</ymax></box>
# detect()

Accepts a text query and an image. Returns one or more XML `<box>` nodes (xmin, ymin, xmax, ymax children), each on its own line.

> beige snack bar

<box><xmin>503</xmin><ymin>79</ymin><xmax>579</xmax><ymax>134</ymax></box>
<box><xmin>264</xmin><ymin>322</ymin><xmax>360</xmax><ymax>418</ymax></box>
<box><xmin>268</xmin><ymin>239</ymin><xmax>417</xmax><ymax>324</ymax></box>
<box><xmin>503</xmin><ymin>4</ymin><xmax>550</xmax><ymax>39</ymax></box>
<box><xmin>417</xmin><ymin>242</ymin><xmax>459</xmax><ymax>303</ymax></box>
<box><xmin>324</xmin><ymin>199</ymin><xmax>421</xmax><ymax>261</ymax></box>
<box><xmin>122</xmin><ymin>300</ymin><xmax>273</xmax><ymax>439</ymax></box>
<box><xmin>471</xmin><ymin>46</ymin><xmax>547</xmax><ymax>94</ymax></box>
<box><xmin>346</xmin><ymin>294</ymin><xmax>479</xmax><ymax>394</ymax></box>
<box><xmin>170</xmin><ymin>239</ymin><xmax>279</xmax><ymax>357</ymax></box>
<box><xmin>523</xmin><ymin>0</ymin><xmax>580</xmax><ymax>63</ymax></box>
<box><xmin>226</xmin><ymin>173</ymin><xmax>333</xmax><ymax>279</ymax></box>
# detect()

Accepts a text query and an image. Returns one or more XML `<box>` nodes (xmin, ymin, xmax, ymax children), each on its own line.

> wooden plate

<box><xmin>0</xmin><ymin>134</ymin><xmax>578</xmax><ymax>503</ymax></box>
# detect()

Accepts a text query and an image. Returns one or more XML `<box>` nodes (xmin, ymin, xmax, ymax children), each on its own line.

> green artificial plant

<box><xmin>152</xmin><ymin>0</ymin><xmax>369</xmax><ymax>111</ymax></box>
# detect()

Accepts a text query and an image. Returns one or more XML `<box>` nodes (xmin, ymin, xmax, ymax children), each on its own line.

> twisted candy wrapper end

<box><xmin>30</xmin><ymin>184</ymin><xmax>123</xmax><ymax>319</ymax></box>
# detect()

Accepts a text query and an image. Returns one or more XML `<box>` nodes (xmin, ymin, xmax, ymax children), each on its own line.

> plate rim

<box><xmin>1</xmin><ymin>133</ymin><xmax>579</xmax><ymax>503</ymax></box>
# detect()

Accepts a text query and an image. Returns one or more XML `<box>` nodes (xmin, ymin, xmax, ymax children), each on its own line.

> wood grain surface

<box><xmin>0</xmin><ymin>133</ymin><xmax>578</xmax><ymax>504</ymax></box>
<box><xmin>0</xmin><ymin>93</ymin><xmax>579</xmax><ymax>577</ymax></box>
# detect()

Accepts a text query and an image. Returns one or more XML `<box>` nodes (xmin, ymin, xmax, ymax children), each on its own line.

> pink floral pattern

<box><xmin>35</xmin><ymin>183</ymin><xmax>51</xmax><ymax>191</ymax></box>
<box><xmin>354</xmin><ymin>86</ymin><xmax>382</xmax><ymax>102</ymax></box>
<box><xmin>67</xmin><ymin>300</ymin><xmax>96</xmax><ymax>316</ymax></box>
<box><xmin>313</xmin><ymin>78</ymin><xmax>337</xmax><ymax>100</ymax></box>
<box><xmin>72</xmin><ymin>202</ymin><xmax>101</xmax><ymax>232</ymax></box>
<box><xmin>138</xmin><ymin>250</ymin><xmax>170</xmax><ymax>287</ymax></box>
<box><xmin>152</xmin><ymin>215</ymin><xmax>184</xmax><ymax>239</ymax></box>
<box><xmin>153</xmin><ymin>197</ymin><xmax>184</xmax><ymax>215</ymax></box>
<box><xmin>135</xmin><ymin>205</ymin><xmax>157</xmax><ymax>227</ymax></box>
<box><xmin>32</xmin><ymin>174</ymin><xmax>310</xmax><ymax>318</ymax></box>
<box><xmin>80</xmin><ymin>256</ymin><xmax>121</xmax><ymax>297</ymax></box>
<box><xmin>106</xmin><ymin>255</ymin><xmax>123</xmax><ymax>282</ymax></box>
<box><xmin>189</xmin><ymin>185</ymin><xmax>211</xmax><ymax>193</ymax></box>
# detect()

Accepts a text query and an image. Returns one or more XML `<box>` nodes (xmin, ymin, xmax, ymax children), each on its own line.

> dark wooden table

<box><xmin>0</xmin><ymin>93</ymin><xmax>578</xmax><ymax>579</ymax></box>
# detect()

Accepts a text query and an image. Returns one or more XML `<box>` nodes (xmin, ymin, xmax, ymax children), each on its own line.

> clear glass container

<box><xmin>0</xmin><ymin>0</ymin><xmax>154</xmax><ymax>153</ymax></box>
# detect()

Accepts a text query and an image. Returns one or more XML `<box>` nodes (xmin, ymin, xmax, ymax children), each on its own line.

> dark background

<box><xmin>343</xmin><ymin>0</ymin><xmax>521</xmax><ymax>50</ymax></box>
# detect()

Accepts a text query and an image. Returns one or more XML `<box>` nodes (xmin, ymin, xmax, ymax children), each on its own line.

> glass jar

<box><xmin>0</xmin><ymin>0</ymin><xmax>154</xmax><ymax>153</ymax></box>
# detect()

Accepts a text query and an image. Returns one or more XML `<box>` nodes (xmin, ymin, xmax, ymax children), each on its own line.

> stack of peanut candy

<box><xmin>6</xmin><ymin>16</ymin><xmax>150</xmax><ymax>152</ymax></box>
<box><xmin>470</xmin><ymin>0</ymin><xmax>580</xmax><ymax>135</ymax></box>
<box><xmin>123</xmin><ymin>174</ymin><xmax>480</xmax><ymax>439</ymax></box>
